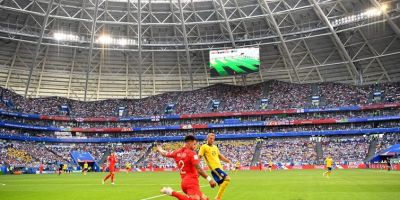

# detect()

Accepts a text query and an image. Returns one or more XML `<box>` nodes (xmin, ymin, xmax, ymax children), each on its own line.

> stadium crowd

<box><xmin>0</xmin><ymin>120</ymin><xmax>399</xmax><ymax>140</ymax></box>
<box><xmin>322</xmin><ymin>136</ymin><xmax>369</xmax><ymax>164</ymax></box>
<box><xmin>1</xmin><ymin>108</ymin><xmax>400</xmax><ymax>129</ymax></box>
<box><xmin>0</xmin><ymin>81</ymin><xmax>399</xmax><ymax>172</ymax></box>
<box><xmin>0</xmin><ymin>81</ymin><xmax>399</xmax><ymax>117</ymax></box>
<box><xmin>259</xmin><ymin>137</ymin><xmax>317</xmax><ymax>165</ymax></box>
<box><xmin>1</xmin><ymin>131</ymin><xmax>399</xmax><ymax>171</ymax></box>
<box><xmin>217</xmin><ymin>140</ymin><xmax>257</xmax><ymax>167</ymax></box>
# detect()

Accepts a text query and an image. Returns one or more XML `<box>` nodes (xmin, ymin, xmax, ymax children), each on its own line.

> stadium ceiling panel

<box><xmin>0</xmin><ymin>0</ymin><xmax>399</xmax><ymax>100</ymax></box>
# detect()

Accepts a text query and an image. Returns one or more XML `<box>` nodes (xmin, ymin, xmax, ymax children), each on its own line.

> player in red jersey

<box><xmin>157</xmin><ymin>135</ymin><xmax>217</xmax><ymax>200</ymax></box>
<box><xmin>102</xmin><ymin>152</ymin><xmax>118</xmax><ymax>185</ymax></box>
<box><xmin>39</xmin><ymin>163</ymin><xmax>44</xmax><ymax>174</ymax></box>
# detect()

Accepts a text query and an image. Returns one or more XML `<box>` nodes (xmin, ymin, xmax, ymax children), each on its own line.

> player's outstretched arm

<box><xmin>156</xmin><ymin>146</ymin><xmax>168</xmax><ymax>157</ymax></box>
<box><xmin>194</xmin><ymin>163</ymin><xmax>217</xmax><ymax>188</ymax></box>
<box><xmin>219</xmin><ymin>154</ymin><xmax>231</xmax><ymax>164</ymax></box>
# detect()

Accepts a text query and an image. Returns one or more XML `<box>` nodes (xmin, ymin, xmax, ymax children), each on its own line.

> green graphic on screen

<box><xmin>210</xmin><ymin>47</ymin><xmax>260</xmax><ymax>77</ymax></box>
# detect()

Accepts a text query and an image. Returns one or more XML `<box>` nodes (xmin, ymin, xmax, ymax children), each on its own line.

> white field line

<box><xmin>139</xmin><ymin>185</ymin><xmax>209</xmax><ymax>200</ymax></box>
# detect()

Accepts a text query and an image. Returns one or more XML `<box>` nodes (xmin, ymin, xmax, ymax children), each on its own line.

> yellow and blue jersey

<box><xmin>199</xmin><ymin>144</ymin><xmax>228</xmax><ymax>184</ymax></box>
<box><xmin>199</xmin><ymin>144</ymin><xmax>223</xmax><ymax>170</ymax></box>
<box><xmin>325</xmin><ymin>158</ymin><xmax>333</xmax><ymax>168</ymax></box>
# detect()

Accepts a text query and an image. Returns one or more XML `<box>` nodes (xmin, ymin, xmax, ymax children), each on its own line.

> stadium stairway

<box><xmin>255</xmin><ymin>99</ymin><xmax>261</xmax><ymax>110</ymax></box>
<box><xmin>166</xmin><ymin>93</ymin><xmax>180</xmax><ymax>114</ymax></box>
<box><xmin>98</xmin><ymin>149</ymin><xmax>111</xmax><ymax>165</ymax></box>
<box><xmin>45</xmin><ymin>146</ymin><xmax>69</xmax><ymax>162</ymax></box>
<box><xmin>315</xmin><ymin>142</ymin><xmax>324</xmax><ymax>163</ymax></box>
<box><xmin>207</xmin><ymin>100</ymin><xmax>214</xmax><ymax>111</ymax></box>
<box><xmin>250</xmin><ymin>140</ymin><xmax>263</xmax><ymax>166</ymax></box>
<box><xmin>135</xmin><ymin>144</ymin><xmax>154</xmax><ymax>167</ymax></box>
<box><xmin>311</xmin><ymin>83</ymin><xmax>318</xmax><ymax>95</ymax></box>
<box><xmin>364</xmin><ymin>139</ymin><xmax>378</xmax><ymax>161</ymax></box>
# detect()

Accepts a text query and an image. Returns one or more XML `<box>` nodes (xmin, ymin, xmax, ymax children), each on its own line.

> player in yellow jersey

<box><xmin>63</xmin><ymin>163</ymin><xmax>68</xmax><ymax>173</ymax></box>
<box><xmin>83</xmin><ymin>162</ymin><xmax>89</xmax><ymax>176</ymax></box>
<box><xmin>233</xmin><ymin>161</ymin><xmax>240</xmax><ymax>174</ymax></box>
<box><xmin>323</xmin><ymin>155</ymin><xmax>333</xmax><ymax>178</ymax></box>
<box><xmin>125</xmin><ymin>163</ymin><xmax>132</xmax><ymax>173</ymax></box>
<box><xmin>199</xmin><ymin>133</ymin><xmax>231</xmax><ymax>200</ymax></box>
<box><xmin>268</xmin><ymin>160</ymin><xmax>273</xmax><ymax>172</ymax></box>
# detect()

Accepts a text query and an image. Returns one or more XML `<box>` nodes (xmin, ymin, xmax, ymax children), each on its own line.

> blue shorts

<box><xmin>211</xmin><ymin>168</ymin><xmax>228</xmax><ymax>185</ymax></box>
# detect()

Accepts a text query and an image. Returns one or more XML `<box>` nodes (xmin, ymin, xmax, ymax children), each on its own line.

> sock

<box><xmin>111</xmin><ymin>174</ymin><xmax>115</xmax><ymax>182</ymax></box>
<box><xmin>104</xmin><ymin>174</ymin><xmax>111</xmax><ymax>182</ymax></box>
<box><xmin>172</xmin><ymin>191</ymin><xmax>192</xmax><ymax>200</ymax></box>
<box><xmin>216</xmin><ymin>179</ymin><xmax>230</xmax><ymax>199</ymax></box>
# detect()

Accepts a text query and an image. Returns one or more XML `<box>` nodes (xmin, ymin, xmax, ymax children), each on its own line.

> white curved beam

<box><xmin>24</xmin><ymin>0</ymin><xmax>55</xmax><ymax>98</ymax></box>
<box><xmin>308</xmin><ymin>0</ymin><xmax>359</xmax><ymax>84</ymax></box>
<box><xmin>84</xmin><ymin>0</ymin><xmax>100</xmax><ymax>101</ymax></box>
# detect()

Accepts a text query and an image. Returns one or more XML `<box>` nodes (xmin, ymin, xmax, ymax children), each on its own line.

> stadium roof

<box><xmin>0</xmin><ymin>0</ymin><xmax>399</xmax><ymax>101</ymax></box>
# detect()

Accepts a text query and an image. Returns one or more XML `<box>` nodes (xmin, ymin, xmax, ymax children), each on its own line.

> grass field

<box><xmin>0</xmin><ymin>170</ymin><xmax>399</xmax><ymax>200</ymax></box>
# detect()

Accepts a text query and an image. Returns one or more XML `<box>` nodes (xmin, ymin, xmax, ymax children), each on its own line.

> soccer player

<box><xmin>126</xmin><ymin>162</ymin><xmax>132</xmax><ymax>173</ymax></box>
<box><xmin>323</xmin><ymin>155</ymin><xmax>333</xmax><ymax>178</ymax></box>
<box><xmin>386</xmin><ymin>159</ymin><xmax>391</xmax><ymax>171</ymax></box>
<box><xmin>63</xmin><ymin>163</ymin><xmax>68</xmax><ymax>173</ymax></box>
<box><xmin>234</xmin><ymin>161</ymin><xmax>240</xmax><ymax>174</ymax></box>
<box><xmin>157</xmin><ymin>135</ymin><xmax>217</xmax><ymax>200</ymax></box>
<box><xmin>58</xmin><ymin>163</ymin><xmax>63</xmax><ymax>175</ymax></box>
<box><xmin>82</xmin><ymin>162</ymin><xmax>89</xmax><ymax>176</ymax></box>
<box><xmin>268</xmin><ymin>160</ymin><xmax>273</xmax><ymax>172</ymax></box>
<box><xmin>199</xmin><ymin>133</ymin><xmax>231</xmax><ymax>200</ymax></box>
<box><xmin>103</xmin><ymin>152</ymin><xmax>117</xmax><ymax>185</ymax></box>
<box><xmin>39</xmin><ymin>163</ymin><xmax>44</xmax><ymax>174</ymax></box>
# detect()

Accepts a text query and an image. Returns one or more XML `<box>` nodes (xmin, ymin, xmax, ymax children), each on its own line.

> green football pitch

<box><xmin>0</xmin><ymin>170</ymin><xmax>399</xmax><ymax>200</ymax></box>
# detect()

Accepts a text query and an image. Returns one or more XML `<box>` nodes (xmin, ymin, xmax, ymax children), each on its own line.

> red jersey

<box><xmin>108</xmin><ymin>155</ymin><xmax>117</xmax><ymax>169</ymax></box>
<box><xmin>166</xmin><ymin>147</ymin><xmax>199</xmax><ymax>182</ymax></box>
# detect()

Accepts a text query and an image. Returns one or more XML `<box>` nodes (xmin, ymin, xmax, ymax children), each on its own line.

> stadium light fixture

<box><xmin>365</xmin><ymin>8</ymin><xmax>382</xmax><ymax>17</ymax></box>
<box><xmin>97</xmin><ymin>35</ymin><xmax>113</xmax><ymax>44</ymax></box>
<box><xmin>53</xmin><ymin>32</ymin><xmax>79</xmax><ymax>42</ymax></box>
<box><xmin>331</xmin><ymin>6</ymin><xmax>388</xmax><ymax>27</ymax></box>
<box><xmin>380</xmin><ymin>4</ymin><xmax>388</xmax><ymax>12</ymax></box>
<box><xmin>97</xmin><ymin>35</ymin><xmax>134</xmax><ymax>46</ymax></box>
<box><xmin>117</xmin><ymin>38</ymin><xmax>128</xmax><ymax>46</ymax></box>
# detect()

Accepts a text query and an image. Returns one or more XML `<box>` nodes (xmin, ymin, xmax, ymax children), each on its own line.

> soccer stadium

<box><xmin>0</xmin><ymin>0</ymin><xmax>400</xmax><ymax>199</ymax></box>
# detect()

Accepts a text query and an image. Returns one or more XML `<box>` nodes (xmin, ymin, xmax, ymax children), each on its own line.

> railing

<box><xmin>0</xmin><ymin>103</ymin><xmax>399</xmax><ymax>122</ymax></box>
<box><xmin>0</xmin><ymin>127</ymin><xmax>399</xmax><ymax>143</ymax></box>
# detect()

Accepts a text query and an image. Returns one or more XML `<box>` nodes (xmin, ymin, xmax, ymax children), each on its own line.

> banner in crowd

<box><xmin>1</xmin><ymin>127</ymin><xmax>400</xmax><ymax>143</ymax></box>
<box><xmin>132</xmin><ymin>164</ymin><xmax>399</xmax><ymax>172</ymax></box>
<box><xmin>1</xmin><ymin>115</ymin><xmax>400</xmax><ymax>133</ymax></box>
<box><xmin>15</xmin><ymin>164</ymin><xmax>398</xmax><ymax>175</ymax></box>
<box><xmin>0</xmin><ymin>103</ymin><xmax>399</xmax><ymax>122</ymax></box>
<box><xmin>368</xmin><ymin>163</ymin><xmax>400</xmax><ymax>170</ymax></box>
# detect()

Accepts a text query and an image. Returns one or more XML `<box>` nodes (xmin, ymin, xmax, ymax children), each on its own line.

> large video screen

<box><xmin>209</xmin><ymin>47</ymin><xmax>260</xmax><ymax>77</ymax></box>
